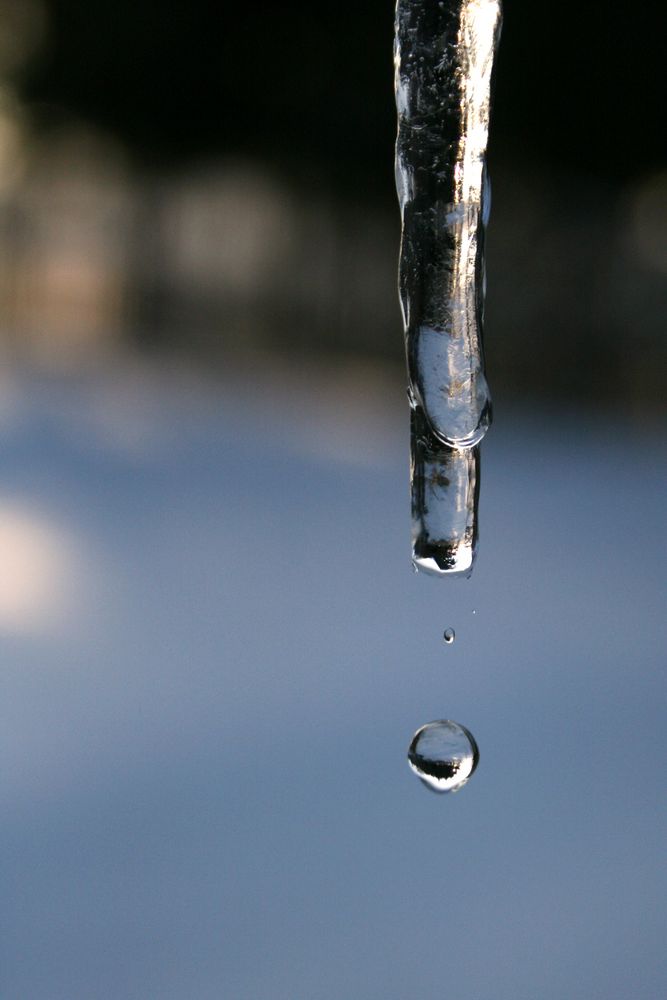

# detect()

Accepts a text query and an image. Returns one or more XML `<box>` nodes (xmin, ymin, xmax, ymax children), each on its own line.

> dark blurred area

<box><xmin>0</xmin><ymin>0</ymin><xmax>665</xmax><ymax>413</ymax></box>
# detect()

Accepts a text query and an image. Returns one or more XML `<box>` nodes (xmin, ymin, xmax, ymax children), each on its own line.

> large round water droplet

<box><xmin>408</xmin><ymin>720</ymin><xmax>479</xmax><ymax>793</ymax></box>
<box><xmin>443</xmin><ymin>627</ymin><xmax>455</xmax><ymax>643</ymax></box>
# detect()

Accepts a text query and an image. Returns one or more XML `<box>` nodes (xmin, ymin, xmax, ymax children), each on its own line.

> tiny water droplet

<box><xmin>408</xmin><ymin>720</ymin><xmax>479</xmax><ymax>794</ymax></box>
<box><xmin>472</xmin><ymin>609</ymin><xmax>477</xmax><ymax>615</ymax></box>
<box><xmin>443</xmin><ymin>627</ymin><xmax>455</xmax><ymax>643</ymax></box>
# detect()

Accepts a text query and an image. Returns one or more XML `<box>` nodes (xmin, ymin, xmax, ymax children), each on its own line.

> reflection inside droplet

<box><xmin>443</xmin><ymin>627</ymin><xmax>455</xmax><ymax>643</ymax></box>
<box><xmin>408</xmin><ymin>720</ymin><xmax>479</xmax><ymax>793</ymax></box>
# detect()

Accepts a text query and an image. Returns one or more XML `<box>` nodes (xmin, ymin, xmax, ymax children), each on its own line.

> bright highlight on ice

<box><xmin>395</xmin><ymin>0</ymin><xmax>502</xmax><ymax>575</ymax></box>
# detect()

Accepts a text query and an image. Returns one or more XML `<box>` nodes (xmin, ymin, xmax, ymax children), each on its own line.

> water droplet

<box><xmin>443</xmin><ymin>627</ymin><xmax>455</xmax><ymax>643</ymax></box>
<box><xmin>472</xmin><ymin>609</ymin><xmax>477</xmax><ymax>615</ymax></box>
<box><xmin>407</xmin><ymin>720</ymin><xmax>479</xmax><ymax>794</ymax></box>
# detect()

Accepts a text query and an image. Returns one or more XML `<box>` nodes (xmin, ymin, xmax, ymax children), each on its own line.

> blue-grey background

<box><xmin>0</xmin><ymin>4</ymin><xmax>665</xmax><ymax>995</ymax></box>
<box><xmin>1</xmin><ymin>363</ymin><xmax>665</xmax><ymax>999</ymax></box>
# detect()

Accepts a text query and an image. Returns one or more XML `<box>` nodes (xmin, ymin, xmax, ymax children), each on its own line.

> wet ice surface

<box><xmin>1</xmin><ymin>364</ymin><xmax>666</xmax><ymax>1000</ymax></box>
<box><xmin>411</xmin><ymin>404</ymin><xmax>479</xmax><ymax>575</ymax></box>
<box><xmin>395</xmin><ymin>0</ymin><xmax>501</xmax><ymax>448</ymax></box>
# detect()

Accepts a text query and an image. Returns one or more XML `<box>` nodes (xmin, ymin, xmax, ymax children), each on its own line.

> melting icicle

<box><xmin>395</xmin><ymin>0</ymin><xmax>501</xmax><ymax>575</ymax></box>
<box><xmin>411</xmin><ymin>404</ymin><xmax>479</xmax><ymax>576</ymax></box>
<box><xmin>395</xmin><ymin>0</ymin><xmax>502</xmax><ymax>449</ymax></box>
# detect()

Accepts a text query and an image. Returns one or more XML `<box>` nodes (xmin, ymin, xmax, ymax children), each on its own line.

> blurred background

<box><xmin>1</xmin><ymin>3</ymin><xmax>666</xmax><ymax>999</ymax></box>
<box><xmin>0</xmin><ymin>0</ymin><xmax>663</xmax><ymax>408</ymax></box>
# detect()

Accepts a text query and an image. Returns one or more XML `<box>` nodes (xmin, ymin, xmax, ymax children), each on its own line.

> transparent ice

<box><xmin>395</xmin><ymin>0</ymin><xmax>501</xmax><ymax>573</ymax></box>
<box><xmin>408</xmin><ymin>719</ymin><xmax>479</xmax><ymax>793</ymax></box>
<box><xmin>411</xmin><ymin>405</ymin><xmax>479</xmax><ymax>576</ymax></box>
<box><xmin>395</xmin><ymin>0</ymin><xmax>501</xmax><ymax>449</ymax></box>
